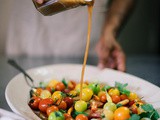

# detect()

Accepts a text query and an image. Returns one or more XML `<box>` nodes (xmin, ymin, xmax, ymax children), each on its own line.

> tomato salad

<box><xmin>28</xmin><ymin>79</ymin><xmax>160</xmax><ymax>120</ymax></box>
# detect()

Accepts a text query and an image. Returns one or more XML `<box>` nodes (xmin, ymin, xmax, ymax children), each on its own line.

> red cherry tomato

<box><xmin>28</xmin><ymin>96</ymin><xmax>42</xmax><ymax>110</ymax></box>
<box><xmin>55</xmin><ymin>82</ymin><xmax>65</xmax><ymax>91</ymax></box>
<box><xmin>120</xmin><ymin>94</ymin><xmax>128</xmax><ymax>100</ymax></box>
<box><xmin>75</xmin><ymin>114</ymin><xmax>88</xmax><ymax>120</ymax></box>
<box><xmin>38</xmin><ymin>98</ymin><xmax>53</xmax><ymax>113</ymax></box>
<box><xmin>46</xmin><ymin>105</ymin><xmax>59</xmax><ymax>116</ymax></box>
<box><xmin>111</xmin><ymin>95</ymin><xmax>121</xmax><ymax>104</ymax></box>
<box><xmin>63</xmin><ymin>97</ymin><xmax>74</xmax><ymax>108</ymax></box>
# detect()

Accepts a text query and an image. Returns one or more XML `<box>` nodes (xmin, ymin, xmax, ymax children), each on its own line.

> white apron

<box><xmin>1</xmin><ymin>0</ymin><xmax>108</xmax><ymax>57</ymax></box>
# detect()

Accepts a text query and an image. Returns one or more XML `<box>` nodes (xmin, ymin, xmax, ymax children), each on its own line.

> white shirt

<box><xmin>1</xmin><ymin>0</ymin><xmax>108</xmax><ymax>57</ymax></box>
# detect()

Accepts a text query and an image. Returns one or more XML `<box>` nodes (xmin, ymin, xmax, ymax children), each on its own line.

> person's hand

<box><xmin>35</xmin><ymin>0</ymin><xmax>44</xmax><ymax>4</ymax></box>
<box><xmin>95</xmin><ymin>32</ymin><xmax>126</xmax><ymax>72</ymax></box>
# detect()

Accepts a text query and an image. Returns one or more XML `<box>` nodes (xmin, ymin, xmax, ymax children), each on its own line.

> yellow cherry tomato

<box><xmin>128</xmin><ymin>92</ymin><xmax>138</xmax><ymax>101</ymax></box>
<box><xmin>51</xmin><ymin>91</ymin><xmax>63</xmax><ymax>103</ymax></box>
<box><xmin>75</xmin><ymin>100</ymin><xmax>87</xmax><ymax>112</ymax></box>
<box><xmin>47</xmin><ymin>80</ymin><xmax>58</xmax><ymax>89</ymax></box>
<box><xmin>82</xmin><ymin>88</ymin><xmax>93</xmax><ymax>102</ymax></box>
<box><xmin>108</xmin><ymin>88</ymin><xmax>120</xmax><ymax>96</ymax></box>
<box><xmin>75</xmin><ymin>83</ymin><xmax>88</xmax><ymax>93</ymax></box>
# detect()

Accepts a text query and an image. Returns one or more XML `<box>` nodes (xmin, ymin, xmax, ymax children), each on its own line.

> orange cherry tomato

<box><xmin>55</xmin><ymin>82</ymin><xmax>65</xmax><ymax>91</ymax></box>
<box><xmin>38</xmin><ymin>98</ymin><xmax>54</xmax><ymax>113</ymax></box>
<box><xmin>114</xmin><ymin>107</ymin><xmax>130</xmax><ymax>120</ymax></box>
<box><xmin>111</xmin><ymin>95</ymin><xmax>121</xmax><ymax>104</ymax></box>
<box><xmin>100</xmin><ymin>94</ymin><xmax>107</xmax><ymax>103</ymax></box>
<box><xmin>46</xmin><ymin>105</ymin><xmax>59</xmax><ymax>116</ymax></box>
<box><xmin>120</xmin><ymin>94</ymin><xmax>128</xmax><ymax>100</ymax></box>
<box><xmin>58</xmin><ymin>100</ymin><xmax>67</xmax><ymax>110</ymax></box>
<box><xmin>64</xmin><ymin>113</ymin><xmax>72</xmax><ymax>119</ymax></box>
<box><xmin>75</xmin><ymin>114</ymin><xmax>88</xmax><ymax>120</ymax></box>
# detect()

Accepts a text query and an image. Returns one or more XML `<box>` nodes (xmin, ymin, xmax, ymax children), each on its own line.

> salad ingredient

<box><xmin>75</xmin><ymin>100</ymin><xmax>87</xmax><ymax>112</ymax></box>
<box><xmin>55</xmin><ymin>82</ymin><xmax>66</xmax><ymax>91</ymax></box>
<box><xmin>40</xmin><ymin>90</ymin><xmax>51</xmax><ymax>99</ymax></box>
<box><xmin>48</xmin><ymin>111</ymin><xmax>64</xmax><ymax>120</ymax></box>
<box><xmin>75</xmin><ymin>114</ymin><xmax>88</xmax><ymax>120</ymax></box>
<box><xmin>46</xmin><ymin>105</ymin><xmax>59</xmax><ymax>116</ymax></box>
<box><xmin>81</xmin><ymin>88</ymin><xmax>93</xmax><ymax>101</ymax></box>
<box><xmin>28</xmin><ymin>96</ymin><xmax>41</xmax><ymax>110</ymax></box>
<box><xmin>114</xmin><ymin>107</ymin><xmax>130</xmax><ymax>120</ymax></box>
<box><xmin>88</xmin><ymin>83</ymin><xmax>100</xmax><ymax>95</ymax></box>
<box><xmin>38</xmin><ymin>98</ymin><xmax>53</xmax><ymax>113</ymax></box>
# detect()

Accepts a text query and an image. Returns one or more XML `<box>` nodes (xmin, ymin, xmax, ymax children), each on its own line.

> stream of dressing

<box><xmin>80</xmin><ymin>5</ymin><xmax>93</xmax><ymax>100</ymax></box>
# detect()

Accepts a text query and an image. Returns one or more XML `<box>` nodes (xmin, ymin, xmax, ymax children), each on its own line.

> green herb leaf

<box><xmin>151</xmin><ymin>110</ymin><xmax>160</xmax><ymax>119</ymax></box>
<box><xmin>129</xmin><ymin>114</ymin><xmax>140</xmax><ymax>120</ymax></box>
<box><xmin>116</xmin><ymin>103</ymin><xmax>122</xmax><ymax>108</ymax></box>
<box><xmin>115</xmin><ymin>82</ymin><xmax>130</xmax><ymax>96</ymax></box>
<box><xmin>62</xmin><ymin>78</ymin><xmax>68</xmax><ymax>87</ymax></box>
<box><xmin>102</xmin><ymin>85</ymin><xmax>111</xmax><ymax>91</ymax></box>
<box><xmin>39</xmin><ymin>81</ymin><xmax>47</xmax><ymax>88</ymax></box>
<box><xmin>141</xmin><ymin>104</ymin><xmax>154</xmax><ymax>112</ymax></box>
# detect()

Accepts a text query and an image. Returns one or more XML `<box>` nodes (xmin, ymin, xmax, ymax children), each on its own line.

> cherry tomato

<box><xmin>46</xmin><ymin>105</ymin><xmax>59</xmax><ymax>116</ymax></box>
<box><xmin>35</xmin><ymin>88</ymin><xmax>43</xmax><ymax>96</ymax></box>
<box><xmin>46</xmin><ymin>87</ymin><xmax>55</xmax><ymax>94</ymax></box>
<box><xmin>39</xmin><ymin>98</ymin><xmax>53</xmax><ymax>113</ymax></box>
<box><xmin>75</xmin><ymin>83</ymin><xmax>88</xmax><ymax>93</ymax></box>
<box><xmin>103</xmin><ymin>102</ymin><xmax>117</xmax><ymax>112</ymax></box>
<box><xmin>47</xmin><ymin>80</ymin><xmax>58</xmax><ymax>89</ymax></box>
<box><xmin>55</xmin><ymin>82</ymin><xmax>65</xmax><ymax>91</ymax></box>
<box><xmin>48</xmin><ymin>111</ymin><xmax>64</xmax><ymax>120</ymax></box>
<box><xmin>103</xmin><ymin>110</ymin><xmax>114</xmax><ymax>120</ymax></box>
<box><xmin>64</xmin><ymin>113</ymin><xmax>72</xmax><ymax>119</ymax></box>
<box><xmin>52</xmin><ymin>91</ymin><xmax>63</xmax><ymax>103</ymax></box>
<box><xmin>100</xmin><ymin>94</ymin><xmax>107</xmax><ymax>103</ymax></box>
<box><xmin>111</xmin><ymin>95</ymin><xmax>121</xmax><ymax>104</ymax></box>
<box><xmin>58</xmin><ymin>100</ymin><xmax>67</xmax><ymax>110</ymax></box>
<box><xmin>120</xmin><ymin>94</ymin><xmax>128</xmax><ymax>100</ymax></box>
<box><xmin>128</xmin><ymin>92</ymin><xmax>138</xmax><ymax>101</ymax></box>
<box><xmin>40</xmin><ymin>90</ymin><xmax>51</xmax><ymax>99</ymax></box>
<box><xmin>28</xmin><ymin>96</ymin><xmax>42</xmax><ymax>110</ymax></box>
<box><xmin>88</xmin><ymin>83</ymin><xmax>100</xmax><ymax>95</ymax></box>
<box><xmin>108</xmin><ymin>88</ymin><xmax>120</xmax><ymax>96</ymax></box>
<box><xmin>98</xmin><ymin>91</ymin><xmax>106</xmax><ymax>98</ymax></box>
<box><xmin>130</xmin><ymin>104</ymin><xmax>138</xmax><ymax>114</ymax></box>
<box><xmin>63</xmin><ymin>97</ymin><xmax>74</xmax><ymax>108</ymax></box>
<box><xmin>68</xmin><ymin>90</ymin><xmax>78</xmax><ymax>97</ymax></box>
<box><xmin>114</xmin><ymin>107</ymin><xmax>130</xmax><ymax>120</ymax></box>
<box><xmin>82</xmin><ymin>88</ymin><xmax>93</xmax><ymax>102</ymax></box>
<box><xmin>75</xmin><ymin>100</ymin><xmax>87</xmax><ymax>112</ymax></box>
<box><xmin>75</xmin><ymin>114</ymin><xmax>88</xmax><ymax>120</ymax></box>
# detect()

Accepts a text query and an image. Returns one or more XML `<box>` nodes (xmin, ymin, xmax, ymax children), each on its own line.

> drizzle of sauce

<box><xmin>80</xmin><ymin>5</ymin><xmax>93</xmax><ymax>100</ymax></box>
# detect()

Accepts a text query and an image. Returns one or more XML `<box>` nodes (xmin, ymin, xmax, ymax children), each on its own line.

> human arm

<box><xmin>96</xmin><ymin>0</ymin><xmax>136</xmax><ymax>71</ymax></box>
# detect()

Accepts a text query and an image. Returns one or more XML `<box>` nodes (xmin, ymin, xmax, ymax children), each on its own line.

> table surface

<box><xmin>0</xmin><ymin>55</ymin><xmax>160</xmax><ymax>111</ymax></box>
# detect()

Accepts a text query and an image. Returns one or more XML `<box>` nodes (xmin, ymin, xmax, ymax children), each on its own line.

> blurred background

<box><xmin>0</xmin><ymin>0</ymin><xmax>160</xmax><ymax>56</ymax></box>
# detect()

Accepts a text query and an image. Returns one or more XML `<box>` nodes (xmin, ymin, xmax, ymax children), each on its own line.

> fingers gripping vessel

<box><xmin>33</xmin><ymin>0</ymin><xmax>94</xmax><ymax>16</ymax></box>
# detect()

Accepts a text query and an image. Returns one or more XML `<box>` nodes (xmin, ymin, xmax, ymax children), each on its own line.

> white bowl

<box><xmin>5</xmin><ymin>64</ymin><xmax>160</xmax><ymax>119</ymax></box>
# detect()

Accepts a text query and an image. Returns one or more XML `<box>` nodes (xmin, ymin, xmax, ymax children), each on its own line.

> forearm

<box><xmin>103</xmin><ymin>0</ymin><xmax>135</xmax><ymax>37</ymax></box>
